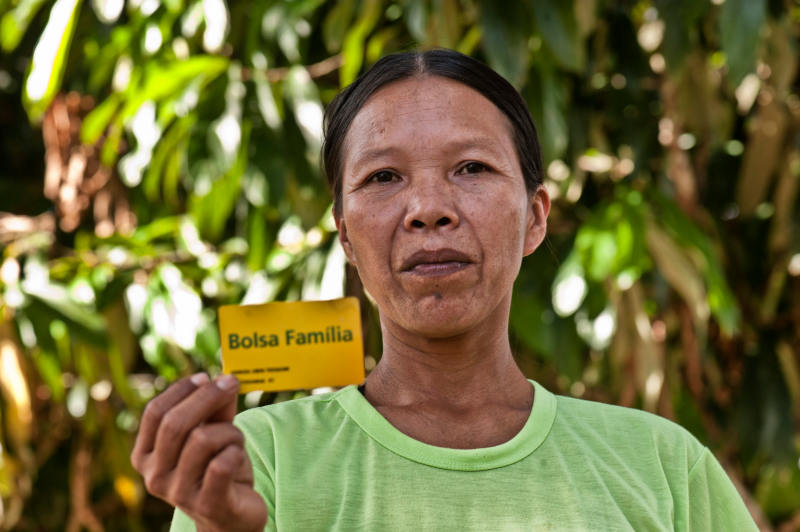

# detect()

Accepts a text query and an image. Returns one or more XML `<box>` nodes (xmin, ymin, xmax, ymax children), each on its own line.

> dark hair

<box><xmin>322</xmin><ymin>49</ymin><xmax>544</xmax><ymax>215</ymax></box>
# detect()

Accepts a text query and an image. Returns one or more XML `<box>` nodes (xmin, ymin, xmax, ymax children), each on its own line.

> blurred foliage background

<box><xmin>0</xmin><ymin>0</ymin><xmax>799</xmax><ymax>529</ymax></box>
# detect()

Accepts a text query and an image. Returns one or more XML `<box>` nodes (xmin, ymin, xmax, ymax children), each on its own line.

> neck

<box><xmin>364</xmin><ymin>294</ymin><xmax>531</xmax><ymax>411</ymax></box>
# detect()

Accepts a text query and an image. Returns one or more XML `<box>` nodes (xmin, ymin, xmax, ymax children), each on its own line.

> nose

<box><xmin>402</xmin><ymin>179</ymin><xmax>460</xmax><ymax>231</ymax></box>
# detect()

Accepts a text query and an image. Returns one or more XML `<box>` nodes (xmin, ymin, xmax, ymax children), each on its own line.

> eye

<box><xmin>458</xmin><ymin>162</ymin><xmax>490</xmax><ymax>175</ymax></box>
<box><xmin>367</xmin><ymin>170</ymin><xmax>398</xmax><ymax>184</ymax></box>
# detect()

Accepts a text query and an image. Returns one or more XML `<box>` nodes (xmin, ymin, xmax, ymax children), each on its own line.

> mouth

<box><xmin>400</xmin><ymin>248</ymin><xmax>474</xmax><ymax>276</ymax></box>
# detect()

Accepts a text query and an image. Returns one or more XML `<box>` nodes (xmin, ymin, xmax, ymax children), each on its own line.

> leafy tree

<box><xmin>0</xmin><ymin>0</ymin><xmax>798</xmax><ymax>529</ymax></box>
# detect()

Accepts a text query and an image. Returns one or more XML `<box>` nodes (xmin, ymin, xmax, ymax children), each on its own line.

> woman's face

<box><xmin>336</xmin><ymin>76</ymin><xmax>550</xmax><ymax>338</ymax></box>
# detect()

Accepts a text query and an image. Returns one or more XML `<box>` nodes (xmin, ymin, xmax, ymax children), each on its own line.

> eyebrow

<box><xmin>349</xmin><ymin>136</ymin><xmax>509</xmax><ymax>169</ymax></box>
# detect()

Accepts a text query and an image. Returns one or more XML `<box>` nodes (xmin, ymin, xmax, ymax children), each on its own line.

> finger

<box><xmin>234</xmin><ymin>447</ymin><xmax>255</xmax><ymax>486</ymax></box>
<box><xmin>206</xmin><ymin>375</ymin><xmax>240</xmax><ymax>424</ymax></box>
<box><xmin>132</xmin><ymin>372</ymin><xmax>210</xmax><ymax>467</ymax></box>
<box><xmin>195</xmin><ymin>446</ymin><xmax>268</xmax><ymax>531</ymax></box>
<box><xmin>172</xmin><ymin>423</ymin><xmax>245</xmax><ymax>497</ymax></box>
<box><xmin>196</xmin><ymin>444</ymin><xmax>245</xmax><ymax>517</ymax></box>
<box><xmin>151</xmin><ymin>375</ymin><xmax>239</xmax><ymax>472</ymax></box>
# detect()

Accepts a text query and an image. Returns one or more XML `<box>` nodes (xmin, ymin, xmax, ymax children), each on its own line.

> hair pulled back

<box><xmin>322</xmin><ymin>49</ymin><xmax>544</xmax><ymax>215</ymax></box>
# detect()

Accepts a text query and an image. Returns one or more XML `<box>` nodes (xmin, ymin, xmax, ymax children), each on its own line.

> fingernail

<box><xmin>215</xmin><ymin>374</ymin><xmax>237</xmax><ymax>390</ymax></box>
<box><xmin>190</xmin><ymin>372</ymin><xmax>210</xmax><ymax>386</ymax></box>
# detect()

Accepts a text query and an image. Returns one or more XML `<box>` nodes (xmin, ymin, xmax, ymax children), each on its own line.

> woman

<box><xmin>131</xmin><ymin>49</ymin><xmax>757</xmax><ymax>531</ymax></box>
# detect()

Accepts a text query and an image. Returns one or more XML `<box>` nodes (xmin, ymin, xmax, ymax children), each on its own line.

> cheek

<box><xmin>473</xmin><ymin>196</ymin><xmax>528</xmax><ymax>280</ymax></box>
<box><xmin>342</xmin><ymin>203</ymin><xmax>396</xmax><ymax>275</ymax></box>
<box><xmin>467</xmin><ymin>187</ymin><xmax>527</xmax><ymax>243</ymax></box>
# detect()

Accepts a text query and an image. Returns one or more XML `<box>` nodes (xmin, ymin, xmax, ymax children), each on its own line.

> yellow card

<box><xmin>217</xmin><ymin>298</ymin><xmax>365</xmax><ymax>393</ymax></box>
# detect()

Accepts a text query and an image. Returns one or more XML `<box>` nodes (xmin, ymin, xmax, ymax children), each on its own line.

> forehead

<box><xmin>341</xmin><ymin>76</ymin><xmax>515</xmax><ymax>170</ymax></box>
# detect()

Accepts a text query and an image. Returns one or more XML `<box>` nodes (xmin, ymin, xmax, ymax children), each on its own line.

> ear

<box><xmin>334</xmin><ymin>209</ymin><xmax>357</xmax><ymax>266</ymax></box>
<box><xmin>523</xmin><ymin>186</ymin><xmax>551</xmax><ymax>256</ymax></box>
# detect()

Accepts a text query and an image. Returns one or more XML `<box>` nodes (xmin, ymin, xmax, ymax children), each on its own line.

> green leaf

<box><xmin>322</xmin><ymin>0</ymin><xmax>357</xmax><ymax>52</ymax></box>
<box><xmin>246</xmin><ymin>206</ymin><xmax>269</xmax><ymax>271</ymax></box>
<box><xmin>99</xmin><ymin>56</ymin><xmax>227</xmax><ymax>165</ymax></box>
<box><xmin>755</xmin><ymin>464</ymin><xmax>800</xmax><ymax>518</ymax></box>
<box><xmin>551</xmin><ymin>252</ymin><xmax>588</xmax><ymax>317</ymax></box>
<box><xmin>524</xmin><ymin>61</ymin><xmax>568</xmax><ymax>163</ymax></box>
<box><xmin>24</xmin><ymin>290</ymin><xmax>107</xmax><ymax>347</ymax></box>
<box><xmin>720</xmin><ymin>0</ymin><xmax>766</xmax><ymax>86</ymax></box>
<box><xmin>0</xmin><ymin>0</ymin><xmax>48</xmax><ymax>52</ymax></box>
<box><xmin>366</xmin><ymin>26</ymin><xmax>400</xmax><ymax>64</ymax></box>
<box><xmin>87</xmin><ymin>28</ymin><xmax>133</xmax><ymax>92</ymax></box>
<box><xmin>646</xmin><ymin>217</ymin><xmax>709</xmax><ymax>325</ymax></box>
<box><xmin>456</xmin><ymin>25</ymin><xmax>482</xmax><ymax>56</ymax></box>
<box><xmin>22</xmin><ymin>0</ymin><xmax>83</xmax><ymax>123</ymax></box>
<box><xmin>339</xmin><ymin>0</ymin><xmax>383</xmax><ymax>87</ymax></box>
<box><xmin>651</xmin><ymin>193</ymin><xmax>740</xmax><ymax>334</ymax></box>
<box><xmin>553</xmin><ymin>190</ymin><xmax>650</xmax><ymax>319</ymax></box>
<box><xmin>429</xmin><ymin>0</ymin><xmax>462</xmax><ymax>48</ymax></box>
<box><xmin>254</xmin><ymin>72</ymin><xmax>282</xmax><ymax>130</ymax></box>
<box><xmin>514</xmin><ymin>255</ymin><xmax>586</xmax><ymax>378</ymax></box>
<box><xmin>117</xmin><ymin>56</ymin><xmax>229</xmax><ymax>125</ymax></box>
<box><xmin>531</xmin><ymin>0</ymin><xmax>585</xmax><ymax>72</ymax></box>
<box><xmin>284</xmin><ymin>0</ymin><xmax>327</xmax><ymax>18</ymax></box>
<box><xmin>190</xmin><ymin>122</ymin><xmax>251</xmax><ymax>241</ymax></box>
<box><xmin>163</xmin><ymin>0</ymin><xmax>183</xmax><ymax>12</ymax></box>
<box><xmin>654</xmin><ymin>0</ymin><xmax>709</xmax><ymax>73</ymax></box>
<box><xmin>32</xmin><ymin>348</ymin><xmax>65</xmax><ymax>402</ymax></box>
<box><xmin>100</xmin><ymin>121</ymin><xmax>124</xmax><ymax>167</ymax></box>
<box><xmin>404</xmin><ymin>0</ymin><xmax>428</xmax><ymax>42</ymax></box>
<box><xmin>81</xmin><ymin>93</ymin><xmax>122</xmax><ymax>145</ymax></box>
<box><xmin>130</xmin><ymin>216</ymin><xmax>180</xmax><ymax>245</ymax></box>
<box><xmin>143</xmin><ymin>114</ymin><xmax>195</xmax><ymax>203</ymax></box>
<box><xmin>510</xmin><ymin>291</ymin><xmax>550</xmax><ymax>355</ymax></box>
<box><xmin>162</xmin><ymin>134</ymin><xmax>186</xmax><ymax>208</ymax></box>
<box><xmin>479</xmin><ymin>0</ymin><xmax>530</xmax><ymax>87</ymax></box>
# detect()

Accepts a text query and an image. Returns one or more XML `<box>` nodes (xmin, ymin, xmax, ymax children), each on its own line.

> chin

<box><xmin>402</xmin><ymin>296</ymin><xmax>478</xmax><ymax>338</ymax></box>
<box><xmin>405</xmin><ymin>320</ymin><xmax>472</xmax><ymax>340</ymax></box>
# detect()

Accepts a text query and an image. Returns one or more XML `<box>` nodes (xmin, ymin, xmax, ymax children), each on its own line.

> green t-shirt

<box><xmin>171</xmin><ymin>380</ymin><xmax>756</xmax><ymax>531</ymax></box>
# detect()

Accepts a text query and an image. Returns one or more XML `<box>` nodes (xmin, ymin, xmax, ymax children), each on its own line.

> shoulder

<box><xmin>234</xmin><ymin>387</ymin><xmax>352</xmax><ymax>438</ymax></box>
<box><xmin>231</xmin><ymin>388</ymin><xmax>355</xmax><ymax>477</ymax></box>
<box><xmin>542</xmin><ymin>390</ymin><xmax>757</xmax><ymax>529</ymax></box>
<box><xmin>554</xmin><ymin>392</ymin><xmax>697</xmax><ymax>437</ymax></box>
<box><xmin>550</xmin><ymin>392</ymin><xmax>705</xmax><ymax>469</ymax></box>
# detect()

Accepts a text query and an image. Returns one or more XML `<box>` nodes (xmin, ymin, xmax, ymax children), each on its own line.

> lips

<box><xmin>400</xmin><ymin>248</ymin><xmax>474</xmax><ymax>273</ymax></box>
